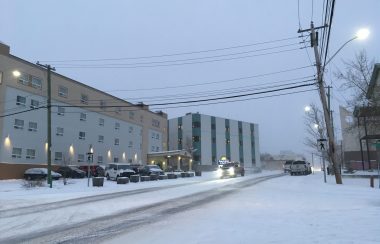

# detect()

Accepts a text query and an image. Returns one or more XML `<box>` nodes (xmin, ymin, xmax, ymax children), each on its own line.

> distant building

<box><xmin>340</xmin><ymin>63</ymin><xmax>380</xmax><ymax>170</ymax></box>
<box><xmin>168</xmin><ymin>113</ymin><xmax>260</xmax><ymax>170</ymax></box>
<box><xmin>0</xmin><ymin>42</ymin><xmax>167</xmax><ymax>179</ymax></box>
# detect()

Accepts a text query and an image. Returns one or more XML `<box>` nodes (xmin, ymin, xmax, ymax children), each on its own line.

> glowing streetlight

<box><xmin>12</xmin><ymin>70</ymin><xmax>21</xmax><ymax>77</ymax></box>
<box><xmin>356</xmin><ymin>28</ymin><xmax>370</xmax><ymax>40</ymax></box>
<box><xmin>325</xmin><ymin>28</ymin><xmax>370</xmax><ymax>67</ymax></box>
<box><xmin>313</xmin><ymin>123</ymin><xmax>319</xmax><ymax>129</ymax></box>
<box><xmin>304</xmin><ymin>106</ymin><xmax>311</xmax><ymax>112</ymax></box>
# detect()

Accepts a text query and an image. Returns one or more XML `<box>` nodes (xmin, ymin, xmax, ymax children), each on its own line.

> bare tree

<box><xmin>304</xmin><ymin>103</ymin><xmax>327</xmax><ymax>152</ymax></box>
<box><xmin>335</xmin><ymin>49</ymin><xmax>375</xmax><ymax>107</ymax></box>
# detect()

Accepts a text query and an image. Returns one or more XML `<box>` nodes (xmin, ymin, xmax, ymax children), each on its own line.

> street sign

<box><xmin>317</xmin><ymin>138</ymin><xmax>327</xmax><ymax>151</ymax></box>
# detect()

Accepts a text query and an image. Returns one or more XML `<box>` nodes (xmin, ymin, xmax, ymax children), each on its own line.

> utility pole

<box><xmin>37</xmin><ymin>62</ymin><xmax>55</xmax><ymax>188</ymax></box>
<box><xmin>299</xmin><ymin>22</ymin><xmax>342</xmax><ymax>184</ymax></box>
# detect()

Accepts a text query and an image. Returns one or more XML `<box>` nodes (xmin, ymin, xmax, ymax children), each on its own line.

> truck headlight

<box><xmin>228</xmin><ymin>167</ymin><xmax>235</xmax><ymax>174</ymax></box>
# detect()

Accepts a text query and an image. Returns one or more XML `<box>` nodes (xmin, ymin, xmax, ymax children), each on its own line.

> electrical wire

<box><xmin>54</xmin><ymin>48</ymin><xmax>303</xmax><ymax>69</ymax></box>
<box><xmin>40</xmin><ymin>36</ymin><xmax>301</xmax><ymax>63</ymax></box>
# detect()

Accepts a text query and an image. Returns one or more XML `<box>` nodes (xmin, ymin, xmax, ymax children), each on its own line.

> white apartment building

<box><xmin>0</xmin><ymin>43</ymin><xmax>167</xmax><ymax>179</ymax></box>
<box><xmin>168</xmin><ymin>113</ymin><xmax>260</xmax><ymax>170</ymax></box>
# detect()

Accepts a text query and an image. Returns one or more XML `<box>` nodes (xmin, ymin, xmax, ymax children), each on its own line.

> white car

<box><xmin>105</xmin><ymin>163</ymin><xmax>136</xmax><ymax>180</ymax></box>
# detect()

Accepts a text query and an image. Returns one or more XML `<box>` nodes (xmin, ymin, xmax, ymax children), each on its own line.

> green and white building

<box><xmin>168</xmin><ymin>113</ymin><xmax>260</xmax><ymax>170</ymax></box>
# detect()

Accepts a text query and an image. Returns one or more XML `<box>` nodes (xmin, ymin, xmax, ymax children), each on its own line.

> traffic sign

<box><xmin>317</xmin><ymin>138</ymin><xmax>327</xmax><ymax>151</ymax></box>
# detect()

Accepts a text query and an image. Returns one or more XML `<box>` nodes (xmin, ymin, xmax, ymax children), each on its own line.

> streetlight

<box><xmin>304</xmin><ymin>105</ymin><xmax>311</xmax><ymax>112</ymax></box>
<box><xmin>324</xmin><ymin>28</ymin><xmax>370</xmax><ymax>67</ymax></box>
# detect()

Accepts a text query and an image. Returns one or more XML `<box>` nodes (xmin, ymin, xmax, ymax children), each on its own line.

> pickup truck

<box><xmin>290</xmin><ymin>160</ymin><xmax>310</xmax><ymax>175</ymax></box>
<box><xmin>217</xmin><ymin>161</ymin><xmax>245</xmax><ymax>179</ymax></box>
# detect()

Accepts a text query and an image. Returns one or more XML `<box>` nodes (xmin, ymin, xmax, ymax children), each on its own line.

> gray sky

<box><xmin>1</xmin><ymin>0</ymin><xmax>379</xmax><ymax>157</ymax></box>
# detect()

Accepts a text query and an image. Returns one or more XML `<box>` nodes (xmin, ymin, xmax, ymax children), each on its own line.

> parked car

<box><xmin>105</xmin><ymin>163</ymin><xmax>136</xmax><ymax>180</ymax></box>
<box><xmin>138</xmin><ymin>165</ymin><xmax>165</xmax><ymax>176</ymax></box>
<box><xmin>24</xmin><ymin>168</ymin><xmax>62</xmax><ymax>180</ymax></box>
<box><xmin>78</xmin><ymin>165</ymin><xmax>105</xmax><ymax>177</ymax></box>
<box><xmin>283</xmin><ymin>160</ymin><xmax>293</xmax><ymax>173</ymax></box>
<box><xmin>56</xmin><ymin>166</ymin><xmax>86</xmax><ymax>178</ymax></box>
<box><xmin>290</xmin><ymin>160</ymin><xmax>311</xmax><ymax>175</ymax></box>
<box><xmin>216</xmin><ymin>161</ymin><xmax>245</xmax><ymax>179</ymax></box>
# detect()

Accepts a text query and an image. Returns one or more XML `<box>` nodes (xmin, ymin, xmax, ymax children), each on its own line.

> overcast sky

<box><xmin>1</xmin><ymin>0</ymin><xmax>379</xmax><ymax>157</ymax></box>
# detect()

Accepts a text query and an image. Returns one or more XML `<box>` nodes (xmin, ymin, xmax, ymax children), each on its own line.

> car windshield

<box><xmin>293</xmin><ymin>161</ymin><xmax>306</xmax><ymax>165</ymax></box>
<box><xmin>148</xmin><ymin>165</ymin><xmax>161</xmax><ymax>169</ymax></box>
<box><xmin>118</xmin><ymin>165</ymin><xmax>132</xmax><ymax>170</ymax></box>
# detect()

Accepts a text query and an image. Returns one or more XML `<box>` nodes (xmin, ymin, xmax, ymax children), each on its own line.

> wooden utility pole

<box><xmin>37</xmin><ymin>62</ymin><xmax>55</xmax><ymax>188</ymax></box>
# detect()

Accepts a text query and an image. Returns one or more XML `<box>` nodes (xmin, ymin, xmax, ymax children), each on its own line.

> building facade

<box><xmin>339</xmin><ymin>63</ymin><xmax>380</xmax><ymax>170</ymax></box>
<box><xmin>0</xmin><ymin>43</ymin><xmax>167</xmax><ymax>179</ymax></box>
<box><xmin>168</xmin><ymin>113</ymin><xmax>260</xmax><ymax>170</ymax></box>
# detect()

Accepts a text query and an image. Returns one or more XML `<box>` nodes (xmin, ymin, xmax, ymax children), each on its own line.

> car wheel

<box><xmin>106</xmin><ymin>174</ymin><xmax>110</xmax><ymax>180</ymax></box>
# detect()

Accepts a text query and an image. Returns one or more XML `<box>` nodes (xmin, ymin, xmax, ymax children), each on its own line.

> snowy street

<box><xmin>1</xmin><ymin>171</ymin><xmax>379</xmax><ymax>243</ymax></box>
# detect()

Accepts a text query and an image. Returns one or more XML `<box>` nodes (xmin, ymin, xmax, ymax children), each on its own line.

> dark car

<box><xmin>24</xmin><ymin>168</ymin><xmax>62</xmax><ymax>180</ymax></box>
<box><xmin>56</xmin><ymin>166</ymin><xmax>86</xmax><ymax>178</ymax></box>
<box><xmin>217</xmin><ymin>161</ymin><xmax>245</xmax><ymax>179</ymax></box>
<box><xmin>139</xmin><ymin>165</ymin><xmax>165</xmax><ymax>176</ymax></box>
<box><xmin>79</xmin><ymin>165</ymin><xmax>105</xmax><ymax>177</ymax></box>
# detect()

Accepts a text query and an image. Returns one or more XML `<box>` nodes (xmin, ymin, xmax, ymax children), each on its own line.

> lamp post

<box><xmin>87</xmin><ymin>145</ymin><xmax>93</xmax><ymax>187</ymax></box>
<box><xmin>302</xmin><ymin>23</ymin><xmax>369</xmax><ymax>184</ymax></box>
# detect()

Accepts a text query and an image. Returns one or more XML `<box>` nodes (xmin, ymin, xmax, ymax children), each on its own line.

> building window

<box><xmin>151</xmin><ymin>146</ymin><xmax>155</xmax><ymax>152</ymax></box>
<box><xmin>238</xmin><ymin>127</ymin><xmax>243</xmax><ymax>134</ymax></box>
<box><xmin>192</xmin><ymin>136</ymin><xmax>200</xmax><ymax>142</ymax></box>
<box><xmin>178</xmin><ymin>124</ymin><xmax>182</xmax><ymax>129</ymax></box>
<box><xmin>26</xmin><ymin>149</ymin><xmax>36</xmax><ymax>159</ymax></box>
<box><xmin>115</xmin><ymin>107</ymin><xmax>121</xmax><ymax>114</ymax></box>
<box><xmin>79</xmin><ymin>131</ymin><xmax>86</xmax><ymax>140</ymax></box>
<box><xmin>156</xmin><ymin>146</ymin><xmax>160</xmax><ymax>152</ymax></box>
<box><xmin>78</xmin><ymin>154</ymin><xmax>84</xmax><ymax>162</ymax></box>
<box><xmin>152</xmin><ymin>119</ymin><xmax>160</xmax><ymax>128</ymax></box>
<box><xmin>156</xmin><ymin>134</ymin><xmax>159</xmax><ymax>139</ymax></box>
<box><xmin>11</xmin><ymin>147</ymin><xmax>22</xmax><ymax>158</ymax></box>
<box><xmin>212</xmin><ymin>137</ymin><xmax>216</xmax><ymax>143</ymax></box>
<box><xmin>98</xmin><ymin>155</ymin><xmax>103</xmax><ymax>164</ymax></box>
<box><xmin>152</xmin><ymin>132</ymin><xmax>155</xmax><ymax>138</ymax></box>
<box><xmin>178</xmin><ymin>138</ymin><xmax>182</xmax><ymax>144</ymax></box>
<box><xmin>55</xmin><ymin>152</ymin><xmax>63</xmax><ymax>161</ymax></box>
<box><xmin>115</xmin><ymin>122</ymin><xmax>120</xmax><ymax>130</ymax></box>
<box><xmin>128</xmin><ymin>126</ymin><xmax>133</xmax><ymax>133</ymax></box>
<box><xmin>129</xmin><ymin>111</ymin><xmax>135</xmax><ymax>120</ymax></box>
<box><xmin>28</xmin><ymin>122</ymin><xmax>37</xmax><ymax>132</ymax></box>
<box><xmin>113</xmin><ymin>157</ymin><xmax>119</xmax><ymax>163</ymax></box>
<box><xmin>31</xmin><ymin>76</ymin><xmax>42</xmax><ymax>89</ymax></box>
<box><xmin>100</xmin><ymin>100</ymin><xmax>106</xmax><ymax>110</ymax></box>
<box><xmin>30</xmin><ymin>99</ymin><xmax>39</xmax><ymax>109</ymax></box>
<box><xmin>16</xmin><ymin>95</ymin><xmax>26</xmax><ymax>106</ymax></box>
<box><xmin>58</xmin><ymin>86</ymin><xmax>68</xmax><ymax>98</ymax></box>
<box><xmin>56</xmin><ymin>127</ymin><xmax>64</xmax><ymax>136</ymax></box>
<box><xmin>211</xmin><ymin>124</ymin><xmax>216</xmax><ymax>130</ymax></box>
<box><xmin>99</xmin><ymin>118</ymin><xmax>104</xmax><ymax>126</ymax></box>
<box><xmin>193</xmin><ymin>155</ymin><xmax>200</xmax><ymax>161</ymax></box>
<box><xmin>114</xmin><ymin>138</ymin><xmax>119</xmax><ymax>145</ymax></box>
<box><xmin>14</xmin><ymin>119</ymin><xmax>24</xmax><ymax>129</ymax></box>
<box><xmin>98</xmin><ymin>135</ymin><xmax>104</xmax><ymax>143</ymax></box>
<box><xmin>17</xmin><ymin>73</ymin><xmax>42</xmax><ymax>89</ymax></box>
<box><xmin>18</xmin><ymin>73</ymin><xmax>29</xmax><ymax>85</ymax></box>
<box><xmin>226</xmin><ymin>139</ymin><xmax>230</xmax><ymax>144</ymax></box>
<box><xmin>80</xmin><ymin>112</ymin><xmax>87</xmax><ymax>121</ymax></box>
<box><xmin>128</xmin><ymin>141</ymin><xmax>133</xmax><ymax>148</ymax></box>
<box><xmin>225</xmin><ymin>126</ymin><xmax>230</xmax><ymax>132</ymax></box>
<box><xmin>80</xmin><ymin>94</ymin><xmax>88</xmax><ymax>104</ymax></box>
<box><xmin>192</xmin><ymin>121</ymin><xmax>201</xmax><ymax>128</ymax></box>
<box><xmin>57</xmin><ymin>106</ymin><xmax>65</xmax><ymax>116</ymax></box>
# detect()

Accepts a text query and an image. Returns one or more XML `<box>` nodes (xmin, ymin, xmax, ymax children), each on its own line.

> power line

<box><xmin>106</xmin><ymin>65</ymin><xmax>314</xmax><ymax>92</ymax></box>
<box><xmin>40</xmin><ymin>36</ymin><xmax>301</xmax><ymax>63</ymax></box>
<box><xmin>54</xmin><ymin>48</ymin><xmax>303</xmax><ymax>69</ymax></box>
<box><xmin>0</xmin><ymin>83</ymin><xmax>316</xmax><ymax>118</ymax></box>
<box><xmin>50</xmin><ymin>43</ymin><xmax>301</xmax><ymax>67</ymax></box>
